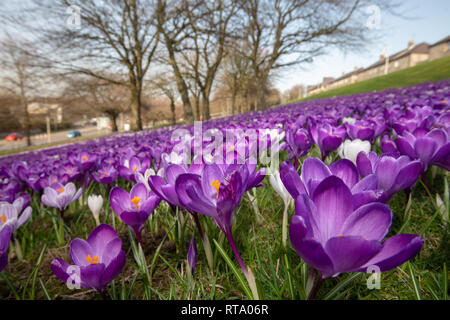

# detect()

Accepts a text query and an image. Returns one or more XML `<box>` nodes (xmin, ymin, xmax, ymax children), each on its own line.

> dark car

<box><xmin>66</xmin><ymin>130</ymin><xmax>82</xmax><ymax>138</ymax></box>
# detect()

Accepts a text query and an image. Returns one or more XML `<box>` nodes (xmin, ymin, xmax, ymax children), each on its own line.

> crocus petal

<box><xmin>79</xmin><ymin>263</ymin><xmax>106</xmax><ymax>291</ymax></box>
<box><xmin>70</xmin><ymin>239</ymin><xmax>93</xmax><ymax>267</ymax></box>
<box><xmin>279</xmin><ymin>160</ymin><xmax>306</xmax><ymax>199</ymax></box>
<box><xmin>289</xmin><ymin>215</ymin><xmax>334</xmax><ymax>277</ymax></box>
<box><xmin>341</xmin><ymin>203</ymin><xmax>392</xmax><ymax>241</ymax></box>
<box><xmin>175</xmin><ymin>173</ymin><xmax>217</xmax><ymax>217</ymax></box>
<box><xmin>330</xmin><ymin>159</ymin><xmax>359</xmax><ymax>189</ymax></box>
<box><xmin>87</xmin><ymin>224</ymin><xmax>119</xmax><ymax>255</ymax></box>
<box><xmin>325</xmin><ymin>236</ymin><xmax>382</xmax><ymax>276</ymax></box>
<box><xmin>357</xmin><ymin>234</ymin><xmax>423</xmax><ymax>272</ymax></box>
<box><xmin>414</xmin><ymin>137</ymin><xmax>437</xmax><ymax>167</ymax></box>
<box><xmin>100</xmin><ymin>250</ymin><xmax>126</xmax><ymax>287</ymax></box>
<box><xmin>130</xmin><ymin>183</ymin><xmax>148</xmax><ymax>201</ymax></box>
<box><xmin>390</xmin><ymin>161</ymin><xmax>422</xmax><ymax>195</ymax></box>
<box><xmin>395</xmin><ymin>136</ymin><xmax>416</xmax><ymax>159</ymax></box>
<box><xmin>312</xmin><ymin>176</ymin><xmax>354</xmax><ymax>241</ymax></box>
<box><xmin>109</xmin><ymin>187</ymin><xmax>130</xmax><ymax>215</ymax></box>
<box><xmin>16</xmin><ymin>206</ymin><xmax>32</xmax><ymax>229</ymax></box>
<box><xmin>50</xmin><ymin>258</ymin><xmax>71</xmax><ymax>284</ymax></box>
<box><xmin>301</xmin><ymin>157</ymin><xmax>331</xmax><ymax>195</ymax></box>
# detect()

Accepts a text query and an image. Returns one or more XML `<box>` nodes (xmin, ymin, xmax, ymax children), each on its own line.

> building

<box><xmin>305</xmin><ymin>35</ymin><xmax>449</xmax><ymax>97</ymax></box>
<box><xmin>429</xmin><ymin>36</ymin><xmax>450</xmax><ymax>61</ymax></box>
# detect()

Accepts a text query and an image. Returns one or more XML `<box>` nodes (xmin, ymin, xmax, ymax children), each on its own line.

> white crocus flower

<box><xmin>0</xmin><ymin>201</ymin><xmax>32</xmax><ymax>233</ymax></box>
<box><xmin>87</xmin><ymin>194</ymin><xmax>103</xmax><ymax>226</ymax></box>
<box><xmin>135</xmin><ymin>168</ymin><xmax>164</xmax><ymax>191</ymax></box>
<box><xmin>338</xmin><ymin>139</ymin><xmax>371</xmax><ymax>164</ymax></box>
<box><xmin>342</xmin><ymin>117</ymin><xmax>357</xmax><ymax>125</ymax></box>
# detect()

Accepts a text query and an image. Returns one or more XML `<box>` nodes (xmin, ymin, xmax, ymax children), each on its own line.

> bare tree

<box><xmin>150</xmin><ymin>75</ymin><xmax>179</xmax><ymax>125</ymax></box>
<box><xmin>0</xmin><ymin>37</ymin><xmax>43</xmax><ymax>146</ymax></box>
<box><xmin>64</xmin><ymin>77</ymin><xmax>129</xmax><ymax>132</ymax></box>
<box><xmin>240</xmin><ymin>0</ymin><xmax>397</xmax><ymax>110</ymax></box>
<box><xmin>4</xmin><ymin>0</ymin><xmax>160</xmax><ymax>131</ymax></box>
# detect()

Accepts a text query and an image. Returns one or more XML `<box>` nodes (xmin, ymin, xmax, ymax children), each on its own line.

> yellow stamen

<box><xmin>0</xmin><ymin>215</ymin><xmax>6</xmax><ymax>224</ymax></box>
<box><xmin>131</xmin><ymin>196</ymin><xmax>141</xmax><ymax>210</ymax></box>
<box><xmin>442</xmin><ymin>100</ymin><xmax>446</xmax><ymax>103</ymax></box>
<box><xmin>66</xmin><ymin>170</ymin><xmax>71</xmax><ymax>174</ymax></box>
<box><xmin>81</xmin><ymin>156</ymin><xmax>87</xmax><ymax>162</ymax></box>
<box><xmin>86</xmin><ymin>254</ymin><xmax>100</xmax><ymax>264</ymax></box>
<box><xmin>211</xmin><ymin>180</ymin><xmax>221</xmax><ymax>199</ymax></box>
<box><xmin>358</xmin><ymin>126</ymin><xmax>363</xmax><ymax>129</ymax></box>
<box><xmin>57</xmin><ymin>188</ymin><xmax>65</xmax><ymax>194</ymax></box>
<box><xmin>338</xmin><ymin>234</ymin><xmax>343</xmax><ymax>237</ymax></box>
<box><xmin>104</xmin><ymin>171</ymin><xmax>109</xmax><ymax>176</ymax></box>
<box><xmin>132</xmin><ymin>166</ymin><xmax>138</xmax><ymax>172</ymax></box>
<box><xmin>230</xmin><ymin>145</ymin><xmax>235</xmax><ymax>151</ymax></box>
<box><xmin>51</xmin><ymin>179</ymin><xmax>57</xmax><ymax>183</ymax></box>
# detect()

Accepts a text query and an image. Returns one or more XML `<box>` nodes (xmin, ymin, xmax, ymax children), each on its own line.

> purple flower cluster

<box><xmin>0</xmin><ymin>79</ymin><xmax>447</xmax><ymax>295</ymax></box>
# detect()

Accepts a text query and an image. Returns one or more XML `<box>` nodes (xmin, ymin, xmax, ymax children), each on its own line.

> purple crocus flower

<box><xmin>41</xmin><ymin>182</ymin><xmax>82</xmax><ymax>216</ymax></box>
<box><xmin>109</xmin><ymin>183</ymin><xmax>161</xmax><ymax>243</ymax></box>
<box><xmin>92</xmin><ymin>164</ymin><xmax>119</xmax><ymax>185</ymax></box>
<box><xmin>310</xmin><ymin>123</ymin><xmax>347</xmax><ymax>160</ymax></box>
<box><xmin>0</xmin><ymin>225</ymin><xmax>12</xmax><ymax>272</ymax></box>
<box><xmin>395</xmin><ymin>128</ymin><xmax>450</xmax><ymax>172</ymax></box>
<box><xmin>345</xmin><ymin>120</ymin><xmax>375</xmax><ymax>141</ymax></box>
<box><xmin>50</xmin><ymin>224</ymin><xmax>126</xmax><ymax>293</ymax></box>
<box><xmin>175</xmin><ymin>163</ymin><xmax>249</xmax><ymax>274</ymax></box>
<box><xmin>356</xmin><ymin>152</ymin><xmax>422</xmax><ymax>201</ymax></box>
<box><xmin>187</xmin><ymin>237</ymin><xmax>197</xmax><ymax>275</ymax></box>
<box><xmin>280</xmin><ymin>158</ymin><xmax>382</xmax><ymax>209</ymax></box>
<box><xmin>118</xmin><ymin>156</ymin><xmax>151</xmax><ymax>182</ymax></box>
<box><xmin>285</xmin><ymin>127</ymin><xmax>313</xmax><ymax>161</ymax></box>
<box><xmin>290</xmin><ymin>176</ymin><xmax>422</xmax><ymax>279</ymax></box>
<box><xmin>70</xmin><ymin>151</ymin><xmax>97</xmax><ymax>171</ymax></box>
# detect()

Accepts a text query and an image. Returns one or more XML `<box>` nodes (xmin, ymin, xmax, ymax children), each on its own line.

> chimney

<box><xmin>408</xmin><ymin>40</ymin><xmax>414</xmax><ymax>50</ymax></box>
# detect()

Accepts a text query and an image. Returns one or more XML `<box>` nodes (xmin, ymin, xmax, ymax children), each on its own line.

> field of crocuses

<box><xmin>0</xmin><ymin>80</ymin><xmax>448</xmax><ymax>300</ymax></box>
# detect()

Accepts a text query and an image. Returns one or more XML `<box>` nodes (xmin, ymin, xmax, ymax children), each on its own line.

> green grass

<box><xmin>293</xmin><ymin>55</ymin><xmax>450</xmax><ymax>102</ymax></box>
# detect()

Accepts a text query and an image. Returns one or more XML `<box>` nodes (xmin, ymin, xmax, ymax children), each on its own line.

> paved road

<box><xmin>0</xmin><ymin>126</ymin><xmax>111</xmax><ymax>152</ymax></box>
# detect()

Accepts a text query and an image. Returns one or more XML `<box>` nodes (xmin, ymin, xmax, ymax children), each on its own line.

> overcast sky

<box><xmin>276</xmin><ymin>0</ymin><xmax>450</xmax><ymax>93</ymax></box>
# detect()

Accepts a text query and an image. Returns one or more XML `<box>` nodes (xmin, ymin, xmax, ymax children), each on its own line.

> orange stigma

<box><xmin>338</xmin><ymin>234</ymin><xmax>343</xmax><ymax>237</ymax></box>
<box><xmin>131</xmin><ymin>196</ymin><xmax>141</xmax><ymax>209</ymax></box>
<box><xmin>66</xmin><ymin>170</ymin><xmax>71</xmax><ymax>174</ymax></box>
<box><xmin>57</xmin><ymin>187</ymin><xmax>65</xmax><ymax>194</ymax></box>
<box><xmin>211</xmin><ymin>180</ymin><xmax>221</xmax><ymax>199</ymax></box>
<box><xmin>132</xmin><ymin>166</ymin><xmax>138</xmax><ymax>172</ymax></box>
<box><xmin>81</xmin><ymin>156</ymin><xmax>87</xmax><ymax>162</ymax></box>
<box><xmin>0</xmin><ymin>215</ymin><xmax>6</xmax><ymax>224</ymax></box>
<box><xmin>86</xmin><ymin>254</ymin><xmax>100</xmax><ymax>264</ymax></box>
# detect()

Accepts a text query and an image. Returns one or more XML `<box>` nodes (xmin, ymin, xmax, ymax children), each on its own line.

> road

<box><xmin>0</xmin><ymin>126</ymin><xmax>111</xmax><ymax>152</ymax></box>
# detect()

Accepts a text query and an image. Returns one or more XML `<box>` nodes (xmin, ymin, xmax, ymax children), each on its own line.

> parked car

<box><xmin>66</xmin><ymin>130</ymin><xmax>82</xmax><ymax>138</ymax></box>
<box><xmin>5</xmin><ymin>133</ymin><xmax>24</xmax><ymax>141</ymax></box>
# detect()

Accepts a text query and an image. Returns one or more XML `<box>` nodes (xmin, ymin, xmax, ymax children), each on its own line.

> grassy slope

<box><xmin>295</xmin><ymin>55</ymin><xmax>450</xmax><ymax>101</ymax></box>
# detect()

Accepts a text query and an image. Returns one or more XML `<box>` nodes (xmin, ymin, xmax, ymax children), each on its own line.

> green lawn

<box><xmin>294</xmin><ymin>55</ymin><xmax>450</xmax><ymax>101</ymax></box>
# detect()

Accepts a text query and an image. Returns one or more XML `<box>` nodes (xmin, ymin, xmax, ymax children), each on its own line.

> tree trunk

<box><xmin>231</xmin><ymin>80</ymin><xmax>237</xmax><ymax>115</ymax></box>
<box><xmin>20</xmin><ymin>88</ymin><xmax>31</xmax><ymax>146</ymax></box>
<box><xmin>170</xmin><ymin>99</ymin><xmax>176</xmax><ymax>125</ymax></box>
<box><xmin>256</xmin><ymin>85</ymin><xmax>266</xmax><ymax>111</ymax></box>
<box><xmin>110</xmin><ymin>114</ymin><xmax>119</xmax><ymax>132</ymax></box>
<box><xmin>202</xmin><ymin>96</ymin><xmax>210</xmax><ymax>121</ymax></box>
<box><xmin>130</xmin><ymin>85</ymin><xmax>143</xmax><ymax>131</ymax></box>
